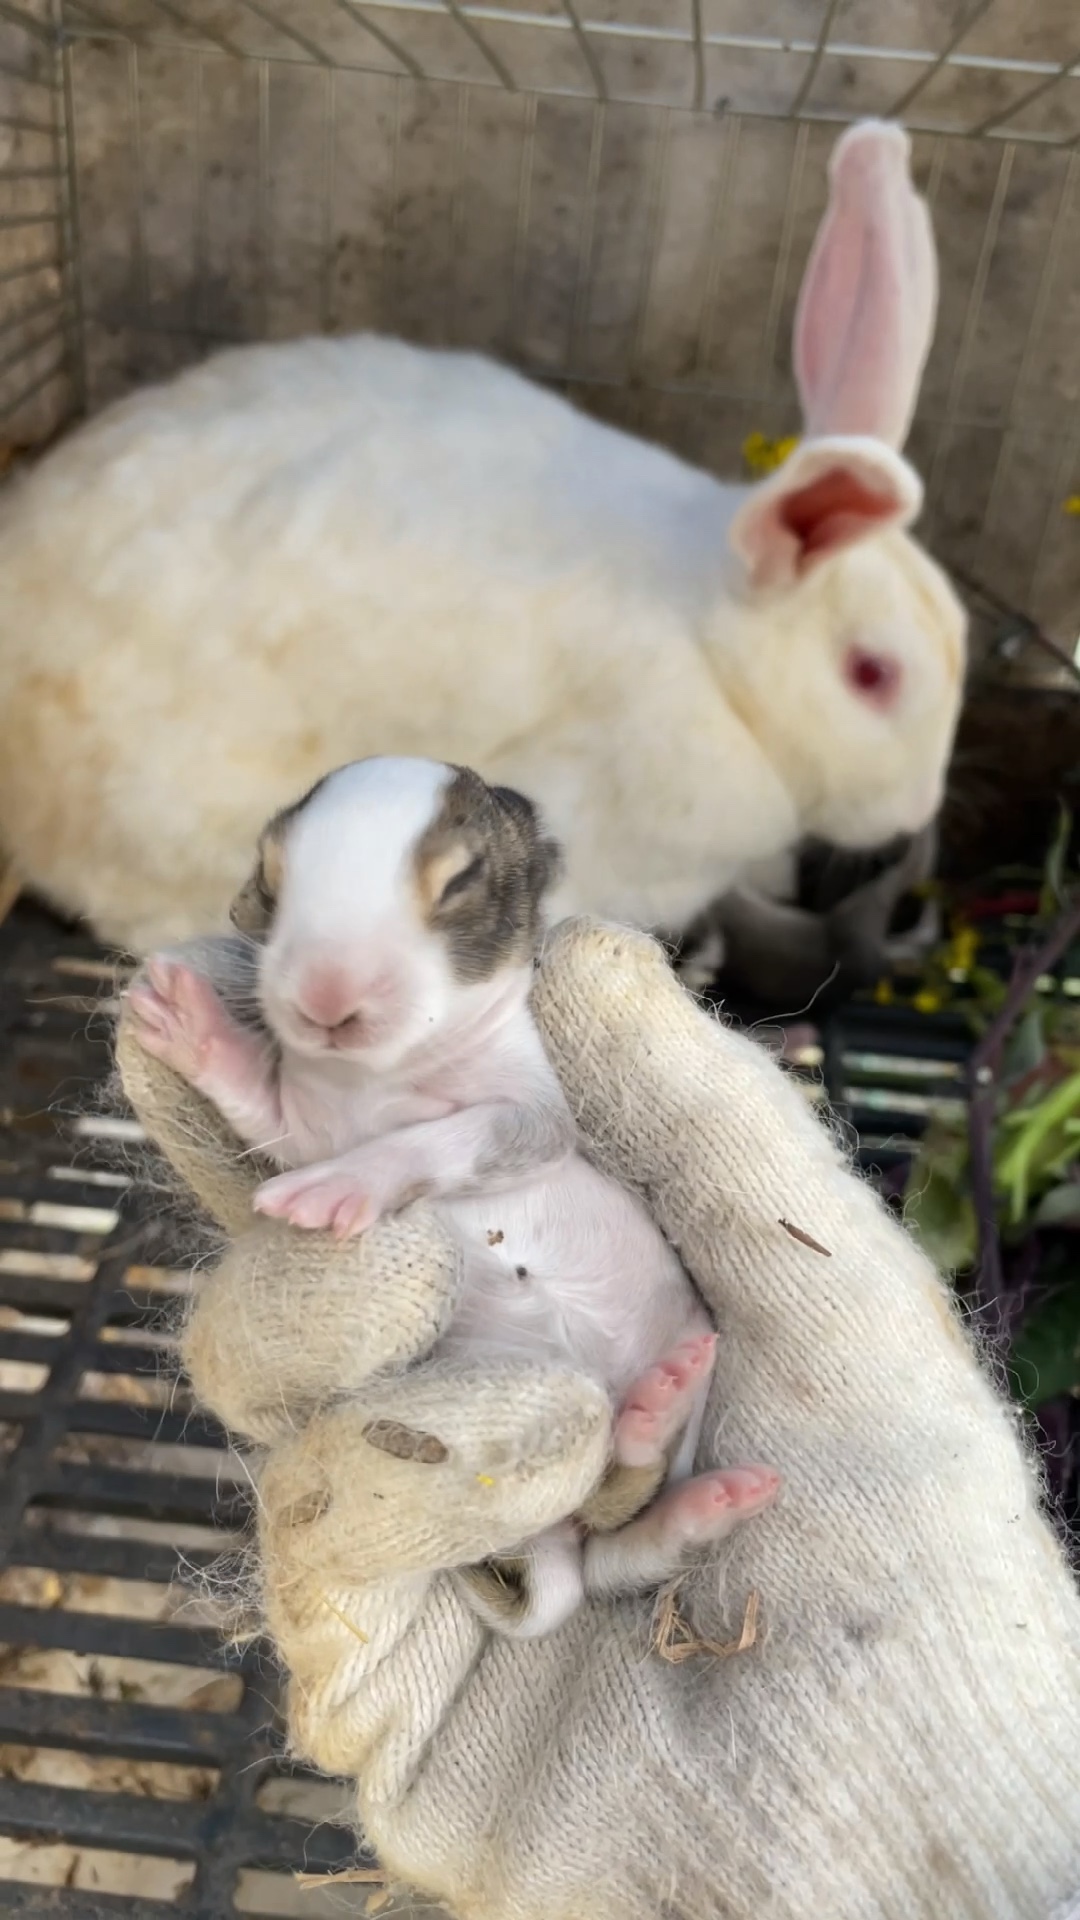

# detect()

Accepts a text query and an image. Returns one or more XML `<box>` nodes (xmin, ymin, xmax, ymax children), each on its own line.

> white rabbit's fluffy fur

<box><xmin>0</xmin><ymin>121</ymin><xmax>965</xmax><ymax>956</ymax></box>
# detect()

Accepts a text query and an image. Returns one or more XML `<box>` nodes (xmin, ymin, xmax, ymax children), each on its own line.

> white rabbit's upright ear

<box><xmin>794</xmin><ymin>119</ymin><xmax>937</xmax><ymax>450</ymax></box>
<box><xmin>729</xmin><ymin>436</ymin><xmax>922</xmax><ymax>594</ymax></box>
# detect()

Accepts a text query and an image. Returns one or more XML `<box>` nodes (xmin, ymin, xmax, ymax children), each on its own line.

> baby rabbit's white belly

<box><xmin>438</xmin><ymin>1155</ymin><xmax>706</xmax><ymax>1399</ymax></box>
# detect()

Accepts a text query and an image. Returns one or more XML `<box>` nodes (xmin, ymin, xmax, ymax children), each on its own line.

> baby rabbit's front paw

<box><xmin>254</xmin><ymin>1159</ymin><xmax>387</xmax><ymax>1239</ymax></box>
<box><xmin>127</xmin><ymin>959</ymin><xmax>235</xmax><ymax>1088</ymax></box>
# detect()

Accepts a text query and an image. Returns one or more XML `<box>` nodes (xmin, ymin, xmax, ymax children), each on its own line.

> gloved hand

<box><xmin>116</xmin><ymin>919</ymin><xmax>1080</xmax><ymax>1920</ymax></box>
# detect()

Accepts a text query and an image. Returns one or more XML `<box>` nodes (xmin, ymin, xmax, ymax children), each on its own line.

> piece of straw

<box><xmin>294</xmin><ymin>1867</ymin><xmax>384</xmax><ymax>1889</ymax></box>
<box><xmin>653</xmin><ymin>1585</ymin><xmax>760</xmax><ymax>1663</ymax></box>
<box><xmin>321</xmin><ymin>1593</ymin><xmax>369</xmax><ymax>1643</ymax></box>
<box><xmin>779</xmin><ymin>1217</ymin><xmax>832</xmax><ymax>1257</ymax></box>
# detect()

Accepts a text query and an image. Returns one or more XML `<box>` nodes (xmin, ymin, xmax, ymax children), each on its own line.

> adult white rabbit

<box><xmin>0</xmin><ymin>118</ymin><xmax>965</xmax><ymax>957</ymax></box>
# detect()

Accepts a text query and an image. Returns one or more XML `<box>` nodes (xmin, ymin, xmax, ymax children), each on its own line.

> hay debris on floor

<box><xmin>294</xmin><ymin>1866</ymin><xmax>384</xmax><ymax>1889</ymax></box>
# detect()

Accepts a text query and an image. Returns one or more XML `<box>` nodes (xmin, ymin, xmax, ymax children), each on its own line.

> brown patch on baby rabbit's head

<box><xmin>229</xmin><ymin>775</ymin><xmax>331</xmax><ymax>938</ymax></box>
<box><xmin>414</xmin><ymin>766</ymin><xmax>562</xmax><ymax>983</ymax></box>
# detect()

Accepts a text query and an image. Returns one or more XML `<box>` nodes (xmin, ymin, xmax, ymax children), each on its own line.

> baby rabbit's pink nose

<box><xmin>294</xmin><ymin>965</ymin><xmax>365</xmax><ymax>1032</ymax></box>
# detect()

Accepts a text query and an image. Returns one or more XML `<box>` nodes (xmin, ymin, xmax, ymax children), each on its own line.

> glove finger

<box><xmin>181</xmin><ymin>1213</ymin><xmax>462</xmax><ymax>1444</ymax></box>
<box><xmin>259</xmin><ymin>1358</ymin><xmax>611</xmax><ymax>1584</ymax></box>
<box><xmin>257</xmin><ymin>1360</ymin><xmax>610</xmax><ymax>1795</ymax></box>
<box><xmin>278</xmin><ymin>1567</ymin><xmax>484</xmax><ymax>1802</ymax></box>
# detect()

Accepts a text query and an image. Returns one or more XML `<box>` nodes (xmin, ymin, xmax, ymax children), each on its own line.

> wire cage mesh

<box><xmin>1</xmin><ymin>0</ymin><xmax>1079</xmax><ymax>640</ymax></box>
<box><xmin>0</xmin><ymin>2</ymin><xmax>1078</xmax><ymax>1912</ymax></box>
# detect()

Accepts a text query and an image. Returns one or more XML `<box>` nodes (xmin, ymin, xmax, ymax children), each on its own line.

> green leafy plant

<box><xmin>902</xmin><ymin>808</ymin><xmax>1080</xmax><ymax>1414</ymax></box>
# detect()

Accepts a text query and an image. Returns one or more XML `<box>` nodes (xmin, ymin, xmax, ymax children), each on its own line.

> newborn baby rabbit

<box><xmin>126</xmin><ymin>756</ymin><xmax>778</xmax><ymax>1636</ymax></box>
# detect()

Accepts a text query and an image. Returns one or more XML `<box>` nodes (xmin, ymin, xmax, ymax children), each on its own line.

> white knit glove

<box><xmin>116</xmin><ymin>919</ymin><xmax>1080</xmax><ymax>1920</ymax></box>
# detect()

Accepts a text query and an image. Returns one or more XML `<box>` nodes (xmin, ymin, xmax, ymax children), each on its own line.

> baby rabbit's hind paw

<box><xmin>654</xmin><ymin>1466</ymin><xmax>780</xmax><ymax>1548</ymax></box>
<box><xmin>614</xmin><ymin>1334</ymin><xmax>717</xmax><ymax>1469</ymax></box>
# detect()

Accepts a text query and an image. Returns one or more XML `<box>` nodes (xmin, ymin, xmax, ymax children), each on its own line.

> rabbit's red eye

<box><xmin>845</xmin><ymin>647</ymin><xmax>901</xmax><ymax>706</ymax></box>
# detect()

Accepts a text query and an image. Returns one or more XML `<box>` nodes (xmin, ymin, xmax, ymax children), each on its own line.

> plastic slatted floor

<box><xmin>0</xmin><ymin>898</ymin><xmax>367</xmax><ymax>1918</ymax></box>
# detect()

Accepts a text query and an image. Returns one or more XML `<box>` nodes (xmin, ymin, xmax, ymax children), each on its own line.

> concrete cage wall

<box><xmin>1</xmin><ymin>0</ymin><xmax>1078</xmax><ymax>644</ymax></box>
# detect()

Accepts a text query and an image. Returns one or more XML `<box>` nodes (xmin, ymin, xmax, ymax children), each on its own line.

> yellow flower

<box><xmin>914</xmin><ymin>988</ymin><xmax>942</xmax><ymax>1014</ymax></box>
<box><xmin>742</xmin><ymin>432</ymin><xmax>800</xmax><ymax>477</ymax></box>
<box><xmin>944</xmin><ymin>924</ymin><xmax>979</xmax><ymax>976</ymax></box>
<box><xmin>873</xmin><ymin>978</ymin><xmax>894</xmax><ymax>1005</ymax></box>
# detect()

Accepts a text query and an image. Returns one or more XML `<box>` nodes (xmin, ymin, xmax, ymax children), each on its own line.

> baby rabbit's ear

<box><xmin>491</xmin><ymin>783</ymin><xmax>565</xmax><ymax>902</ymax></box>
<box><xmin>794</xmin><ymin>119</ymin><xmax>937</xmax><ymax>450</ymax></box>
<box><xmin>729</xmin><ymin>436</ymin><xmax>922</xmax><ymax>594</ymax></box>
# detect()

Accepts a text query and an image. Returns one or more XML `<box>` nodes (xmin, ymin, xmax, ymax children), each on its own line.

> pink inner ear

<box><xmin>793</xmin><ymin>122</ymin><xmax>937</xmax><ymax>449</ymax></box>
<box><xmin>781</xmin><ymin>466</ymin><xmax>900</xmax><ymax>568</ymax></box>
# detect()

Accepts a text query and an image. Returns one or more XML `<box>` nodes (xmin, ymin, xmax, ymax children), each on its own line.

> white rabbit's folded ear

<box><xmin>794</xmin><ymin>119</ymin><xmax>937</xmax><ymax>450</ymax></box>
<box><xmin>728</xmin><ymin>437</ymin><xmax>923</xmax><ymax>594</ymax></box>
